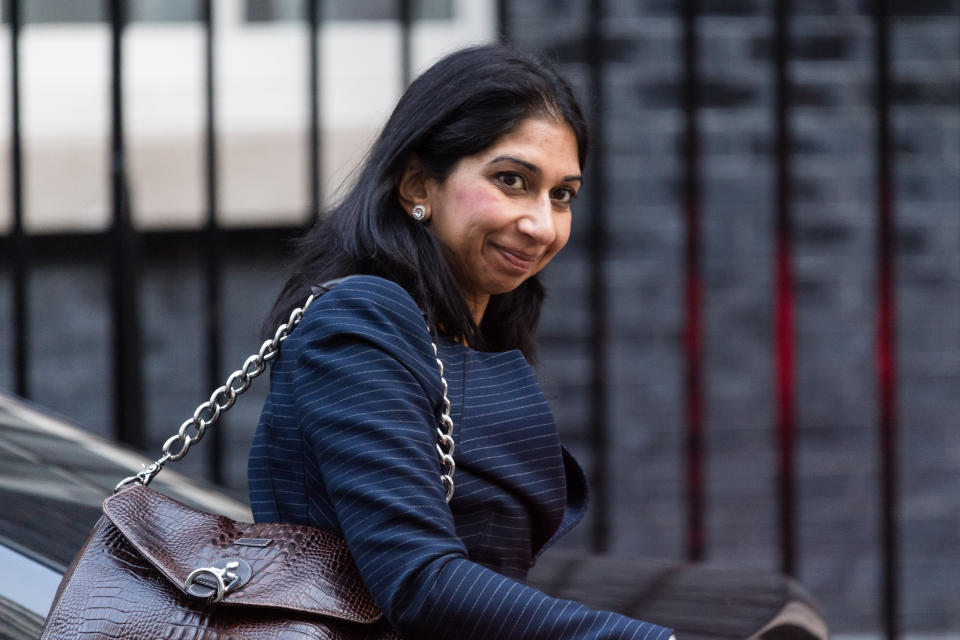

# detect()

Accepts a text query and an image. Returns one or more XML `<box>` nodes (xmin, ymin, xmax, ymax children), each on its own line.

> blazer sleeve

<box><xmin>287</xmin><ymin>276</ymin><xmax>674</xmax><ymax>640</ymax></box>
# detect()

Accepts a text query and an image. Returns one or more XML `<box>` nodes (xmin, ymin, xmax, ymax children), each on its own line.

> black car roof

<box><xmin>0</xmin><ymin>393</ymin><xmax>251</xmax><ymax>572</ymax></box>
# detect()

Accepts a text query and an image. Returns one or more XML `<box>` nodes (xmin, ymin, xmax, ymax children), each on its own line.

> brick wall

<box><xmin>1</xmin><ymin>1</ymin><xmax>957</xmax><ymax>634</ymax></box>
<box><xmin>512</xmin><ymin>0</ymin><xmax>959</xmax><ymax>633</ymax></box>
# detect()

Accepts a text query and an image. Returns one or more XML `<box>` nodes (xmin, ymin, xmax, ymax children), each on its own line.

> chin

<box><xmin>471</xmin><ymin>272</ymin><xmax>537</xmax><ymax>301</ymax></box>
<box><xmin>489</xmin><ymin>278</ymin><xmax>529</xmax><ymax>296</ymax></box>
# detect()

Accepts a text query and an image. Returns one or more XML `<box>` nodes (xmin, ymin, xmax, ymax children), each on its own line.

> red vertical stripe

<box><xmin>774</xmin><ymin>0</ymin><xmax>796</xmax><ymax>577</ymax></box>
<box><xmin>682</xmin><ymin>0</ymin><xmax>704</xmax><ymax>563</ymax></box>
<box><xmin>874</xmin><ymin>3</ymin><xmax>899</xmax><ymax>637</ymax></box>
<box><xmin>684</xmin><ymin>201</ymin><xmax>704</xmax><ymax>562</ymax></box>
<box><xmin>877</xmin><ymin>179</ymin><xmax>898</xmax><ymax>639</ymax></box>
<box><xmin>775</xmin><ymin>223</ymin><xmax>796</xmax><ymax>577</ymax></box>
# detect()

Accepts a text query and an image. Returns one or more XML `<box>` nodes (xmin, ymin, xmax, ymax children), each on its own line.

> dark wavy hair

<box><xmin>264</xmin><ymin>44</ymin><xmax>588</xmax><ymax>360</ymax></box>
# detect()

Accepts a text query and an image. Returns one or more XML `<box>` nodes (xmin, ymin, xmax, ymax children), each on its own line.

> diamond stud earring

<box><xmin>411</xmin><ymin>204</ymin><xmax>427</xmax><ymax>221</ymax></box>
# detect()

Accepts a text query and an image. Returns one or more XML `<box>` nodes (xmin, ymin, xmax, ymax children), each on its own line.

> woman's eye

<box><xmin>498</xmin><ymin>173</ymin><xmax>525</xmax><ymax>189</ymax></box>
<box><xmin>553</xmin><ymin>188</ymin><xmax>576</xmax><ymax>203</ymax></box>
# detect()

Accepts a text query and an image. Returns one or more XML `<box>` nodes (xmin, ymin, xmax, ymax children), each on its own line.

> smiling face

<box><xmin>402</xmin><ymin>117</ymin><xmax>582</xmax><ymax>324</ymax></box>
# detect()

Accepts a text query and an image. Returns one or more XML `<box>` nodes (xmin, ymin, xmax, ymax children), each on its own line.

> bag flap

<box><xmin>103</xmin><ymin>485</ymin><xmax>383</xmax><ymax>624</ymax></box>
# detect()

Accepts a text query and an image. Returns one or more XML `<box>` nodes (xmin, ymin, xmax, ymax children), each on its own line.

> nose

<box><xmin>516</xmin><ymin>195</ymin><xmax>556</xmax><ymax>245</ymax></box>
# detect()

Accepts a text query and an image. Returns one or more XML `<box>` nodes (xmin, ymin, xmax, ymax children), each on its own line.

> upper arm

<box><xmin>275</xmin><ymin>276</ymin><xmax>675</xmax><ymax>640</ymax></box>
<box><xmin>285</xmin><ymin>277</ymin><xmax>466</xmax><ymax>613</ymax></box>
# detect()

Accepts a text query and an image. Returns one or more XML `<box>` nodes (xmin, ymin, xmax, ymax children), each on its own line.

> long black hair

<box><xmin>264</xmin><ymin>44</ymin><xmax>588</xmax><ymax>360</ymax></box>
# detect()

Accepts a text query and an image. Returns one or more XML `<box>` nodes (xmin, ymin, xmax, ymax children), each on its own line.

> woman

<box><xmin>248</xmin><ymin>44</ymin><xmax>675</xmax><ymax>639</ymax></box>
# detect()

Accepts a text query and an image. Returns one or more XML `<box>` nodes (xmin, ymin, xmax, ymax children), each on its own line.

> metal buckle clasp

<box><xmin>185</xmin><ymin>557</ymin><xmax>252</xmax><ymax>603</ymax></box>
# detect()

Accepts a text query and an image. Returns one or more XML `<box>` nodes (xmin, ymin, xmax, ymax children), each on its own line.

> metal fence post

<box><xmin>9</xmin><ymin>0</ymin><xmax>28</xmax><ymax>400</ymax></box>
<box><xmin>202</xmin><ymin>0</ymin><xmax>224</xmax><ymax>483</ymax></box>
<box><xmin>873</xmin><ymin>2</ymin><xmax>899</xmax><ymax>637</ymax></box>
<box><xmin>108</xmin><ymin>0</ymin><xmax>145</xmax><ymax>449</ymax></box>
<box><xmin>308</xmin><ymin>0</ymin><xmax>324</xmax><ymax>222</ymax></box>
<box><xmin>586</xmin><ymin>0</ymin><xmax>610</xmax><ymax>554</ymax></box>
<box><xmin>681</xmin><ymin>0</ymin><xmax>705</xmax><ymax>564</ymax></box>
<box><xmin>773</xmin><ymin>0</ymin><xmax>797</xmax><ymax>578</ymax></box>
<box><xmin>399</xmin><ymin>0</ymin><xmax>412</xmax><ymax>88</ymax></box>
<box><xmin>497</xmin><ymin>0</ymin><xmax>510</xmax><ymax>42</ymax></box>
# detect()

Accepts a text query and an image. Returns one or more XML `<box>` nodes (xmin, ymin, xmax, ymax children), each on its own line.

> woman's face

<box><xmin>423</xmin><ymin>117</ymin><xmax>582</xmax><ymax>323</ymax></box>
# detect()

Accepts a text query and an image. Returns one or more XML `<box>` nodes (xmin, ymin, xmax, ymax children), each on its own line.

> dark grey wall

<box><xmin>1</xmin><ymin>1</ymin><xmax>957</xmax><ymax>635</ymax></box>
<box><xmin>511</xmin><ymin>0</ymin><xmax>960</xmax><ymax>634</ymax></box>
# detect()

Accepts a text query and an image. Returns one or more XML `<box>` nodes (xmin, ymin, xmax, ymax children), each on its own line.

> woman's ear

<box><xmin>397</xmin><ymin>155</ymin><xmax>432</xmax><ymax>220</ymax></box>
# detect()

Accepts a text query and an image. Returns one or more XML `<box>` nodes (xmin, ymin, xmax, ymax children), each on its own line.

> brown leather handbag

<box><xmin>40</xmin><ymin>281</ymin><xmax>456</xmax><ymax>639</ymax></box>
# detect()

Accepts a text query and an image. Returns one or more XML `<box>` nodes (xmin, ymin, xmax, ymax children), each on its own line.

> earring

<box><xmin>411</xmin><ymin>204</ymin><xmax>427</xmax><ymax>221</ymax></box>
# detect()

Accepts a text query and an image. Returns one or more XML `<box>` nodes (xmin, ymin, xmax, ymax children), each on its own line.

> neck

<box><xmin>467</xmin><ymin>294</ymin><xmax>489</xmax><ymax>327</ymax></box>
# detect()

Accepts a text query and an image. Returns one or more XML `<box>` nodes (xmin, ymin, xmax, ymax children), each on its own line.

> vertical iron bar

<box><xmin>308</xmin><ymin>0</ymin><xmax>323</xmax><ymax>222</ymax></box>
<box><xmin>586</xmin><ymin>0</ymin><xmax>609</xmax><ymax>553</ymax></box>
<box><xmin>109</xmin><ymin>0</ymin><xmax>145</xmax><ymax>448</ymax></box>
<box><xmin>399</xmin><ymin>0</ymin><xmax>412</xmax><ymax>88</ymax></box>
<box><xmin>203</xmin><ymin>0</ymin><xmax>223</xmax><ymax>484</ymax></box>
<box><xmin>497</xmin><ymin>0</ymin><xmax>510</xmax><ymax>43</ymax></box>
<box><xmin>874</xmin><ymin>1</ymin><xmax>899</xmax><ymax>637</ymax></box>
<box><xmin>9</xmin><ymin>0</ymin><xmax>28</xmax><ymax>399</ymax></box>
<box><xmin>681</xmin><ymin>0</ymin><xmax>704</xmax><ymax>564</ymax></box>
<box><xmin>773</xmin><ymin>0</ymin><xmax>797</xmax><ymax>577</ymax></box>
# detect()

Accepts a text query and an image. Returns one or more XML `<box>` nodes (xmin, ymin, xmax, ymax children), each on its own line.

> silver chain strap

<box><xmin>116</xmin><ymin>288</ymin><xmax>457</xmax><ymax>503</ymax></box>
<box><xmin>433</xmin><ymin>343</ymin><xmax>456</xmax><ymax>502</ymax></box>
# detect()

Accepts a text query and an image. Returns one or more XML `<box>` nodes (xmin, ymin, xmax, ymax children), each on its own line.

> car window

<box><xmin>0</xmin><ymin>595</ymin><xmax>45</xmax><ymax>640</ymax></box>
<box><xmin>0</xmin><ymin>542</ymin><xmax>58</xmax><ymax>636</ymax></box>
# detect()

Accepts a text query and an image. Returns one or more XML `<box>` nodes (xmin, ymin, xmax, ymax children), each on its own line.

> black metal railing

<box><xmin>873</xmin><ymin>2</ymin><xmax>898</xmax><ymax>636</ymax></box>
<box><xmin>586</xmin><ymin>0</ymin><xmax>611</xmax><ymax>555</ymax></box>
<box><xmin>681</xmin><ymin>0</ymin><xmax>705</xmax><ymax>566</ymax></box>
<box><xmin>2</xmin><ymin>1</ymin><xmax>905</xmax><ymax>637</ymax></box>
<box><xmin>773</xmin><ymin>0</ymin><xmax>797</xmax><ymax>581</ymax></box>
<box><xmin>107</xmin><ymin>0</ymin><xmax>145</xmax><ymax>451</ymax></box>
<box><xmin>308</xmin><ymin>0</ymin><xmax>323</xmax><ymax>222</ymax></box>
<box><xmin>200</xmin><ymin>0</ymin><xmax>224</xmax><ymax>482</ymax></box>
<box><xmin>8</xmin><ymin>0</ymin><xmax>27</xmax><ymax>402</ymax></box>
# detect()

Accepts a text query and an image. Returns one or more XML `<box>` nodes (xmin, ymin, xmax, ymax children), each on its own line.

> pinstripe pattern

<box><xmin>248</xmin><ymin>276</ymin><xmax>673</xmax><ymax>639</ymax></box>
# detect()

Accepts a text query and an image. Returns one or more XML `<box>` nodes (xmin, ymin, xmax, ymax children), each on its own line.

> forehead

<box><xmin>476</xmin><ymin>118</ymin><xmax>581</xmax><ymax>173</ymax></box>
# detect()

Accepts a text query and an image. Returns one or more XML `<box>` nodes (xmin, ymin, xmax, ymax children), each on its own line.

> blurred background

<box><xmin>0</xmin><ymin>0</ymin><xmax>957</xmax><ymax>638</ymax></box>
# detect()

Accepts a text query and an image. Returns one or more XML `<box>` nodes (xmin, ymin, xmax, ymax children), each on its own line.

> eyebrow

<box><xmin>488</xmin><ymin>154</ymin><xmax>583</xmax><ymax>184</ymax></box>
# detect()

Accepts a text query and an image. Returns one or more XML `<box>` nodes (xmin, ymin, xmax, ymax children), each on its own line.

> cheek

<box><xmin>435</xmin><ymin>183</ymin><xmax>491</xmax><ymax>249</ymax></box>
<box><xmin>452</xmin><ymin>182</ymin><xmax>498</xmax><ymax>220</ymax></box>
<box><xmin>552</xmin><ymin>217</ymin><xmax>572</xmax><ymax>253</ymax></box>
<box><xmin>444</xmin><ymin>178</ymin><xmax>506</xmax><ymax>231</ymax></box>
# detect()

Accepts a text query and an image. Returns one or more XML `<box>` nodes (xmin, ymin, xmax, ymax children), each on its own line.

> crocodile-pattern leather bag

<box><xmin>41</xmin><ymin>486</ymin><xmax>398</xmax><ymax>639</ymax></box>
<box><xmin>40</xmin><ymin>280</ymin><xmax>456</xmax><ymax>639</ymax></box>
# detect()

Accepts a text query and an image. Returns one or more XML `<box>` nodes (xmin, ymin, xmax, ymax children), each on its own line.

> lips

<box><xmin>493</xmin><ymin>244</ymin><xmax>540</xmax><ymax>272</ymax></box>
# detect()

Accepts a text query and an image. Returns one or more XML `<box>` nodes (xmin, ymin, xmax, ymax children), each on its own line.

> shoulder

<box><xmin>286</xmin><ymin>275</ymin><xmax>440</xmax><ymax>389</ymax></box>
<box><xmin>314</xmin><ymin>275</ymin><xmax>423</xmax><ymax>317</ymax></box>
<box><xmin>302</xmin><ymin>275</ymin><xmax>427</xmax><ymax>339</ymax></box>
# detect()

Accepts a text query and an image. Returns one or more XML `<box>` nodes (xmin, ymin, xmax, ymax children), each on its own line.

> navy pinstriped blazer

<box><xmin>248</xmin><ymin>276</ymin><xmax>674</xmax><ymax>639</ymax></box>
